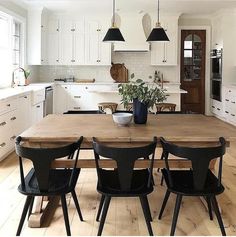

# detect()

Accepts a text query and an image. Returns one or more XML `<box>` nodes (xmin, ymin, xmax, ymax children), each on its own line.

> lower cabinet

<box><xmin>31</xmin><ymin>102</ymin><xmax>44</xmax><ymax>125</ymax></box>
<box><xmin>211</xmin><ymin>99</ymin><xmax>224</xmax><ymax>119</ymax></box>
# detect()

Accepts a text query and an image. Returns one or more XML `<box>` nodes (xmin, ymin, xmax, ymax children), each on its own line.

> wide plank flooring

<box><xmin>0</xmin><ymin>144</ymin><xmax>236</xmax><ymax>236</ymax></box>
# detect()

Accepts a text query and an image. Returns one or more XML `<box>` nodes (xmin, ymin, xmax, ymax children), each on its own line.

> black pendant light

<box><xmin>103</xmin><ymin>0</ymin><xmax>125</xmax><ymax>42</ymax></box>
<box><xmin>147</xmin><ymin>0</ymin><xmax>169</xmax><ymax>42</ymax></box>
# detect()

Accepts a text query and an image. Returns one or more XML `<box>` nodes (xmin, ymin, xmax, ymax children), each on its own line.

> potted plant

<box><xmin>118</xmin><ymin>73</ymin><xmax>167</xmax><ymax>124</ymax></box>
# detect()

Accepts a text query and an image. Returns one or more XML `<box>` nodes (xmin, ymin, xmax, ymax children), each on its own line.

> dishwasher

<box><xmin>44</xmin><ymin>86</ymin><xmax>53</xmax><ymax>116</ymax></box>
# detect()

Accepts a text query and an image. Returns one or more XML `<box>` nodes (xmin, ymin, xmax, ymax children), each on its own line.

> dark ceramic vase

<box><xmin>133</xmin><ymin>98</ymin><xmax>148</xmax><ymax>124</ymax></box>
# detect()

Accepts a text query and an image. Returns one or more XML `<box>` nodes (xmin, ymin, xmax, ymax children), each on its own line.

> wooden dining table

<box><xmin>19</xmin><ymin>113</ymin><xmax>236</xmax><ymax>227</ymax></box>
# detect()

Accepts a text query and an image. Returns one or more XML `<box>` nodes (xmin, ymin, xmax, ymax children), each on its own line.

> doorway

<box><xmin>180</xmin><ymin>30</ymin><xmax>206</xmax><ymax>114</ymax></box>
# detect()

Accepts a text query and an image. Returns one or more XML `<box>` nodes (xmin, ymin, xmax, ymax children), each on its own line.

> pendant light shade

<box><xmin>103</xmin><ymin>27</ymin><xmax>125</xmax><ymax>42</ymax></box>
<box><xmin>103</xmin><ymin>0</ymin><xmax>125</xmax><ymax>42</ymax></box>
<box><xmin>147</xmin><ymin>0</ymin><xmax>169</xmax><ymax>42</ymax></box>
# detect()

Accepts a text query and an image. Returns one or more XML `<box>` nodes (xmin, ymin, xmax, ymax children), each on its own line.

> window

<box><xmin>0</xmin><ymin>12</ymin><xmax>24</xmax><ymax>88</ymax></box>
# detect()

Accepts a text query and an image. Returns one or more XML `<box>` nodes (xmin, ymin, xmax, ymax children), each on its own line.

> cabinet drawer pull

<box><xmin>24</xmin><ymin>96</ymin><xmax>28</xmax><ymax>99</ymax></box>
<box><xmin>229</xmin><ymin>90</ymin><xmax>232</xmax><ymax>92</ymax></box>
<box><xmin>10</xmin><ymin>135</ymin><xmax>16</xmax><ymax>141</ymax></box>
<box><xmin>232</xmin><ymin>101</ymin><xmax>236</xmax><ymax>104</ymax></box>
<box><xmin>97</xmin><ymin>59</ymin><xmax>101</xmax><ymax>62</ymax></box>
<box><xmin>71</xmin><ymin>60</ymin><xmax>75</xmax><ymax>62</ymax></box>
<box><xmin>73</xmin><ymin>107</ymin><xmax>80</xmax><ymax>110</ymax></box>
<box><xmin>231</xmin><ymin>114</ymin><xmax>235</xmax><ymax>117</ymax></box>
<box><xmin>71</xmin><ymin>29</ymin><xmax>75</xmax><ymax>32</ymax></box>
<box><xmin>0</xmin><ymin>121</ymin><xmax>6</xmax><ymax>126</ymax></box>
<box><xmin>225</xmin><ymin>111</ymin><xmax>229</xmax><ymax>114</ymax></box>
<box><xmin>225</xmin><ymin>99</ymin><xmax>229</xmax><ymax>102</ymax></box>
<box><xmin>56</xmin><ymin>28</ymin><xmax>59</xmax><ymax>32</ymax></box>
<box><xmin>10</xmin><ymin>117</ymin><xmax>16</xmax><ymax>121</ymax></box>
<box><xmin>217</xmin><ymin>108</ymin><xmax>220</xmax><ymax>111</ymax></box>
<box><xmin>6</xmin><ymin>104</ymin><xmax>10</xmax><ymax>107</ymax></box>
<box><xmin>41</xmin><ymin>59</ymin><xmax>44</xmax><ymax>62</ymax></box>
<box><xmin>74</xmin><ymin>96</ymin><xmax>81</xmax><ymax>99</ymax></box>
<box><xmin>212</xmin><ymin>106</ymin><xmax>215</xmax><ymax>108</ymax></box>
<box><xmin>85</xmin><ymin>87</ymin><xmax>88</xmax><ymax>89</ymax></box>
<box><xmin>56</xmin><ymin>59</ymin><xmax>59</xmax><ymax>62</ymax></box>
<box><xmin>36</xmin><ymin>105</ymin><xmax>40</xmax><ymax>108</ymax></box>
<box><xmin>0</xmin><ymin>142</ymin><xmax>6</xmax><ymax>148</ymax></box>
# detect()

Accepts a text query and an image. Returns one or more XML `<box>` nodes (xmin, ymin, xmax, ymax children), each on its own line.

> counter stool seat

<box><xmin>98</xmin><ymin>102</ymin><xmax>118</xmax><ymax>114</ymax></box>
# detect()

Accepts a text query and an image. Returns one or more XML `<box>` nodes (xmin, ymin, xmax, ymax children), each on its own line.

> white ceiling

<box><xmin>10</xmin><ymin>0</ymin><xmax>236</xmax><ymax>15</ymax></box>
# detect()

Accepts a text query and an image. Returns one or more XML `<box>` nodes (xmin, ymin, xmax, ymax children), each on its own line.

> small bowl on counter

<box><xmin>112</xmin><ymin>112</ymin><xmax>133</xmax><ymax>126</ymax></box>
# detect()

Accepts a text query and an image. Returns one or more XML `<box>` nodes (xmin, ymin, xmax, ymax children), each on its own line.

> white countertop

<box><xmin>88</xmin><ymin>89</ymin><xmax>187</xmax><ymax>94</ymax></box>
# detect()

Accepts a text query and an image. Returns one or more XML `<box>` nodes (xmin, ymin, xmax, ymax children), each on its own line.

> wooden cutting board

<box><xmin>110</xmin><ymin>63</ymin><xmax>128</xmax><ymax>83</ymax></box>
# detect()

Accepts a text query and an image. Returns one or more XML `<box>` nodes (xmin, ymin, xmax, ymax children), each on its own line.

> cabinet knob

<box><xmin>56</xmin><ymin>28</ymin><xmax>59</xmax><ymax>32</ymax></box>
<box><xmin>97</xmin><ymin>59</ymin><xmax>101</xmax><ymax>62</ymax></box>
<box><xmin>24</xmin><ymin>96</ymin><xmax>28</xmax><ymax>99</ymax></box>
<box><xmin>0</xmin><ymin>121</ymin><xmax>7</xmax><ymax>126</ymax></box>
<box><xmin>0</xmin><ymin>142</ymin><xmax>6</xmax><ymax>148</ymax></box>
<box><xmin>85</xmin><ymin>87</ymin><xmax>88</xmax><ymax>89</ymax></box>
<box><xmin>36</xmin><ymin>105</ymin><xmax>40</xmax><ymax>108</ymax></box>
<box><xmin>71</xmin><ymin>60</ymin><xmax>75</xmax><ymax>62</ymax></box>
<box><xmin>10</xmin><ymin>117</ymin><xmax>16</xmax><ymax>121</ymax></box>
<box><xmin>56</xmin><ymin>59</ymin><xmax>59</xmax><ymax>62</ymax></box>
<box><xmin>6</xmin><ymin>104</ymin><xmax>10</xmax><ymax>107</ymax></box>
<box><xmin>41</xmin><ymin>59</ymin><xmax>44</xmax><ymax>62</ymax></box>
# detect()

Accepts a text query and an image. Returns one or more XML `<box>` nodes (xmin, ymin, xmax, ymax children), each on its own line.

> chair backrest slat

<box><xmin>93</xmin><ymin>137</ymin><xmax>157</xmax><ymax>192</ymax></box>
<box><xmin>160</xmin><ymin>137</ymin><xmax>226</xmax><ymax>190</ymax></box>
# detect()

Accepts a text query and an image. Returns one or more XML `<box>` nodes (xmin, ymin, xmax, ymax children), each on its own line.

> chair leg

<box><xmin>97</xmin><ymin>196</ymin><xmax>111</xmax><ymax>236</ymax></box>
<box><xmin>140</xmin><ymin>195</ymin><xmax>152</xmax><ymax>222</ymax></box>
<box><xmin>16</xmin><ymin>196</ymin><xmax>33</xmax><ymax>236</ymax></box>
<box><xmin>96</xmin><ymin>194</ymin><xmax>105</xmax><ymax>222</ymax></box>
<box><xmin>170</xmin><ymin>194</ymin><xmax>182</xmax><ymax>236</ymax></box>
<box><xmin>28</xmin><ymin>196</ymin><xmax>35</xmax><ymax>220</ymax></box>
<box><xmin>205</xmin><ymin>196</ymin><xmax>213</xmax><ymax>220</ymax></box>
<box><xmin>71</xmin><ymin>190</ymin><xmax>83</xmax><ymax>221</ymax></box>
<box><xmin>61</xmin><ymin>195</ymin><xmax>71</xmax><ymax>236</ymax></box>
<box><xmin>211</xmin><ymin>196</ymin><xmax>226</xmax><ymax>236</ymax></box>
<box><xmin>158</xmin><ymin>190</ymin><xmax>171</xmax><ymax>220</ymax></box>
<box><xmin>160</xmin><ymin>175</ymin><xmax>164</xmax><ymax>186</ymax></box>
<box><xmin>139</xmin><ymin>196</ymin><xmax>154</xmax><ymax>236</ymax></box>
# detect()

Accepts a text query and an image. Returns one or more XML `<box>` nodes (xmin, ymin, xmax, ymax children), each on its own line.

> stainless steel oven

<box><xmin>210</xmin><ymin>49</ymin><xmax>222</xmax><ymax>101</ymax></box>
<box><xmin>211</xmin><ymin>78</ymin><xmax>221</xmax><ymax>101</ymax></box>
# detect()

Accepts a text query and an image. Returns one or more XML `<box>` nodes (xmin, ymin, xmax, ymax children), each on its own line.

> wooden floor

<box><xmin>1</xmin><ymin>144</ymin><xmax>236</xmax><ymax>236</ymax></box>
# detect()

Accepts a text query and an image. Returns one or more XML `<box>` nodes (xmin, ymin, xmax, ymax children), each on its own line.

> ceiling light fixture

<box><xmin>103</xmin><ymin>0</ymin><xmax>125</xmax><ymax>42</ymax></box>
<box><xmin>146</xmin><ymin>0</ymin><xmax>169</xmax><ymax>42</ymax></box>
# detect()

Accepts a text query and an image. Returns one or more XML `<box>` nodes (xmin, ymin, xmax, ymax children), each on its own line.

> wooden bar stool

<box><xmin>98</xmin><ymin>102</ymin><xmax>118</xmax><ymax>114</ymax></box>
<box><xmin>156</xmin><ymin>103</ymin><xmax>176</xmax><ymax>112</ymax></box>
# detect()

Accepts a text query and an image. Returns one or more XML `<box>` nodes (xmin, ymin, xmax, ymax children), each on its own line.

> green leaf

<box><xmin>130</xmin><ymin>73</ymin><xmax>135</xmax><ymax>79</ymax></box>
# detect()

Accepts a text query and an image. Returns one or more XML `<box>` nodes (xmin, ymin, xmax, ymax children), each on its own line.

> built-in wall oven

<box><xmin>210</xmin><ymin>49</ymin><xmax>222</xmax><ymax>101</ymax></box>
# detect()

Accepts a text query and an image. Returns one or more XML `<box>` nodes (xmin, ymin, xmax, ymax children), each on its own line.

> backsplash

<box><xmin>36</xmin><ymin>52</ymin><xmax>179</xmax><ymax>83</ymax></box>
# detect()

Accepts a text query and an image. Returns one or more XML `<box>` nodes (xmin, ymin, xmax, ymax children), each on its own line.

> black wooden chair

<box><xmin>92</xmin><ymin>137</ymin><xmax>157</xmax><ymax>236</ymax></box>
<box><xmin>158</xmin><ymin>137</ymin><xmax>226</xmax><ymax>236</ymax></box>
<box><xmin>15</xmin><ymin>136</ymin><xmax>84</xmax><ymax>236</ymax></box>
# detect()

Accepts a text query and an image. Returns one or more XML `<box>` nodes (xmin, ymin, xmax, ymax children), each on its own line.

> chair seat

<box><xmin>18</xmin><ymin>168</ymin><xmax>80</xmax><ymax>196</ymax></box>
<box><xmin>162</xmin><ymin>169</ymin><xmax>224</xmax><ymax>196</ymax></box>
<box><xmin>97</xmin><ymin>169</ymin><xmax>153</xmax><ymax>196</ymax></box>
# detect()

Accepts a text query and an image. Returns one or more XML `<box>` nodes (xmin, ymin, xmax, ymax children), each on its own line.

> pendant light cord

<box><xmin>112</xmin><ymin>0</ymin><xmax>115</xmax><ymax>27</ymax></box>
<box><xmin>157</xmin><ymin>0</ymin><xmax>160</xmax><ymax>24</ymax></box>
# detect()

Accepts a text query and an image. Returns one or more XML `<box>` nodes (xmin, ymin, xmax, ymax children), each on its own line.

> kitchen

<box><xmin>1</xmin><ymin>0</ymin><xmax>236</xmax><ymax>236</ymax></box>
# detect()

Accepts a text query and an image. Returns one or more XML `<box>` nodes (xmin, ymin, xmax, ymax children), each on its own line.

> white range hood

<box><xmin>113</xmin><ymin>13</ymin><xmax>150</xmax><ymax>52</ymax></box>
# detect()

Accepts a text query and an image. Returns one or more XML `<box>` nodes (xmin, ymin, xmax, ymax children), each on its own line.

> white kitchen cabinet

<box><xmin>0</xmin><ymin>97</ymin><xmax>18</xmax><ymax>161</ymax></box>
<box><xmin>211</xmin><ymin>15</ymin><xmax>223</xmax><ymax>49</ymax></box>
<box><xmin>85</xmin><ymin>19</ymin><xmax>111</xmax><ymax>65</ymax></box>
<box><xmin>28</xmin><ymin>8</ymin><xmax>48</xmax><ymax>65</ymax></box>
<box><xmin>48</xmin><ymin>19</ymin><xmax>61</xmax><ymax>65</ymax></box>
<box><xmin>211</xmin><ymin>99</ymin><xmax>224</xmax><ymax>118</ymax></box>
<box><xmin>32</xmin><ymin>102</ymin><xmax>44</xmax><ymax>125</ymax></box>
<box><xmin>54</xmin><ymin>84</ymin><xmax>70</xmax><ymax>114</ymax></box>
<box><xmin>223</xmin><ymin>86</ymin><xmax>236</xmax><ymax>124</ymax></box>
<box><xmin>150</xmin><ymin>18</ymin><xmax>178</xmax><ymax>66</ymax></box>
<box><xmin>17</xmin><ymin>93</ymin><xmax>31</xmax><ymax>133</ymax></box>
<box><xmin>61</xmin><ymin>19</ymin><xmax>85</xmax><ymax>65</ymax></box>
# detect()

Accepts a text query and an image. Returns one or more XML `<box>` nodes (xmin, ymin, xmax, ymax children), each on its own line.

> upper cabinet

<box><xmin>27</xmin><ymin>8</ymin><xmax>49</xmax><ymax>65</ymax></box>
<box><xmin>47</xmin><ymin>18</ymin><xmax>61</xmax><ymax>65</ymax></box>
<box><xmin>61</xmin><ymin>19</ymin><xmax>85</xmax><ymax>65</ymax></box>
<box><xmin>150</xmin><ymin>16</ymin><xmax>179</xmax><ymax>66</ymax></box>
<box><xmin>85</xmin><ymin>19</ymin><xmax>111</xmax><ymax>65</ymax></box>
<box><xmin>27</xmin><ymin>12</ymin><xmax>111</xmax><ymax>66</ymax></box>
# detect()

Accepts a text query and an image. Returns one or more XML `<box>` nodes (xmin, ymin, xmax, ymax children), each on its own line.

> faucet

<box><xmin>12</xmin><ymin>67</ymin><xmax>28</xmax><ymax>87</ymax></box>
